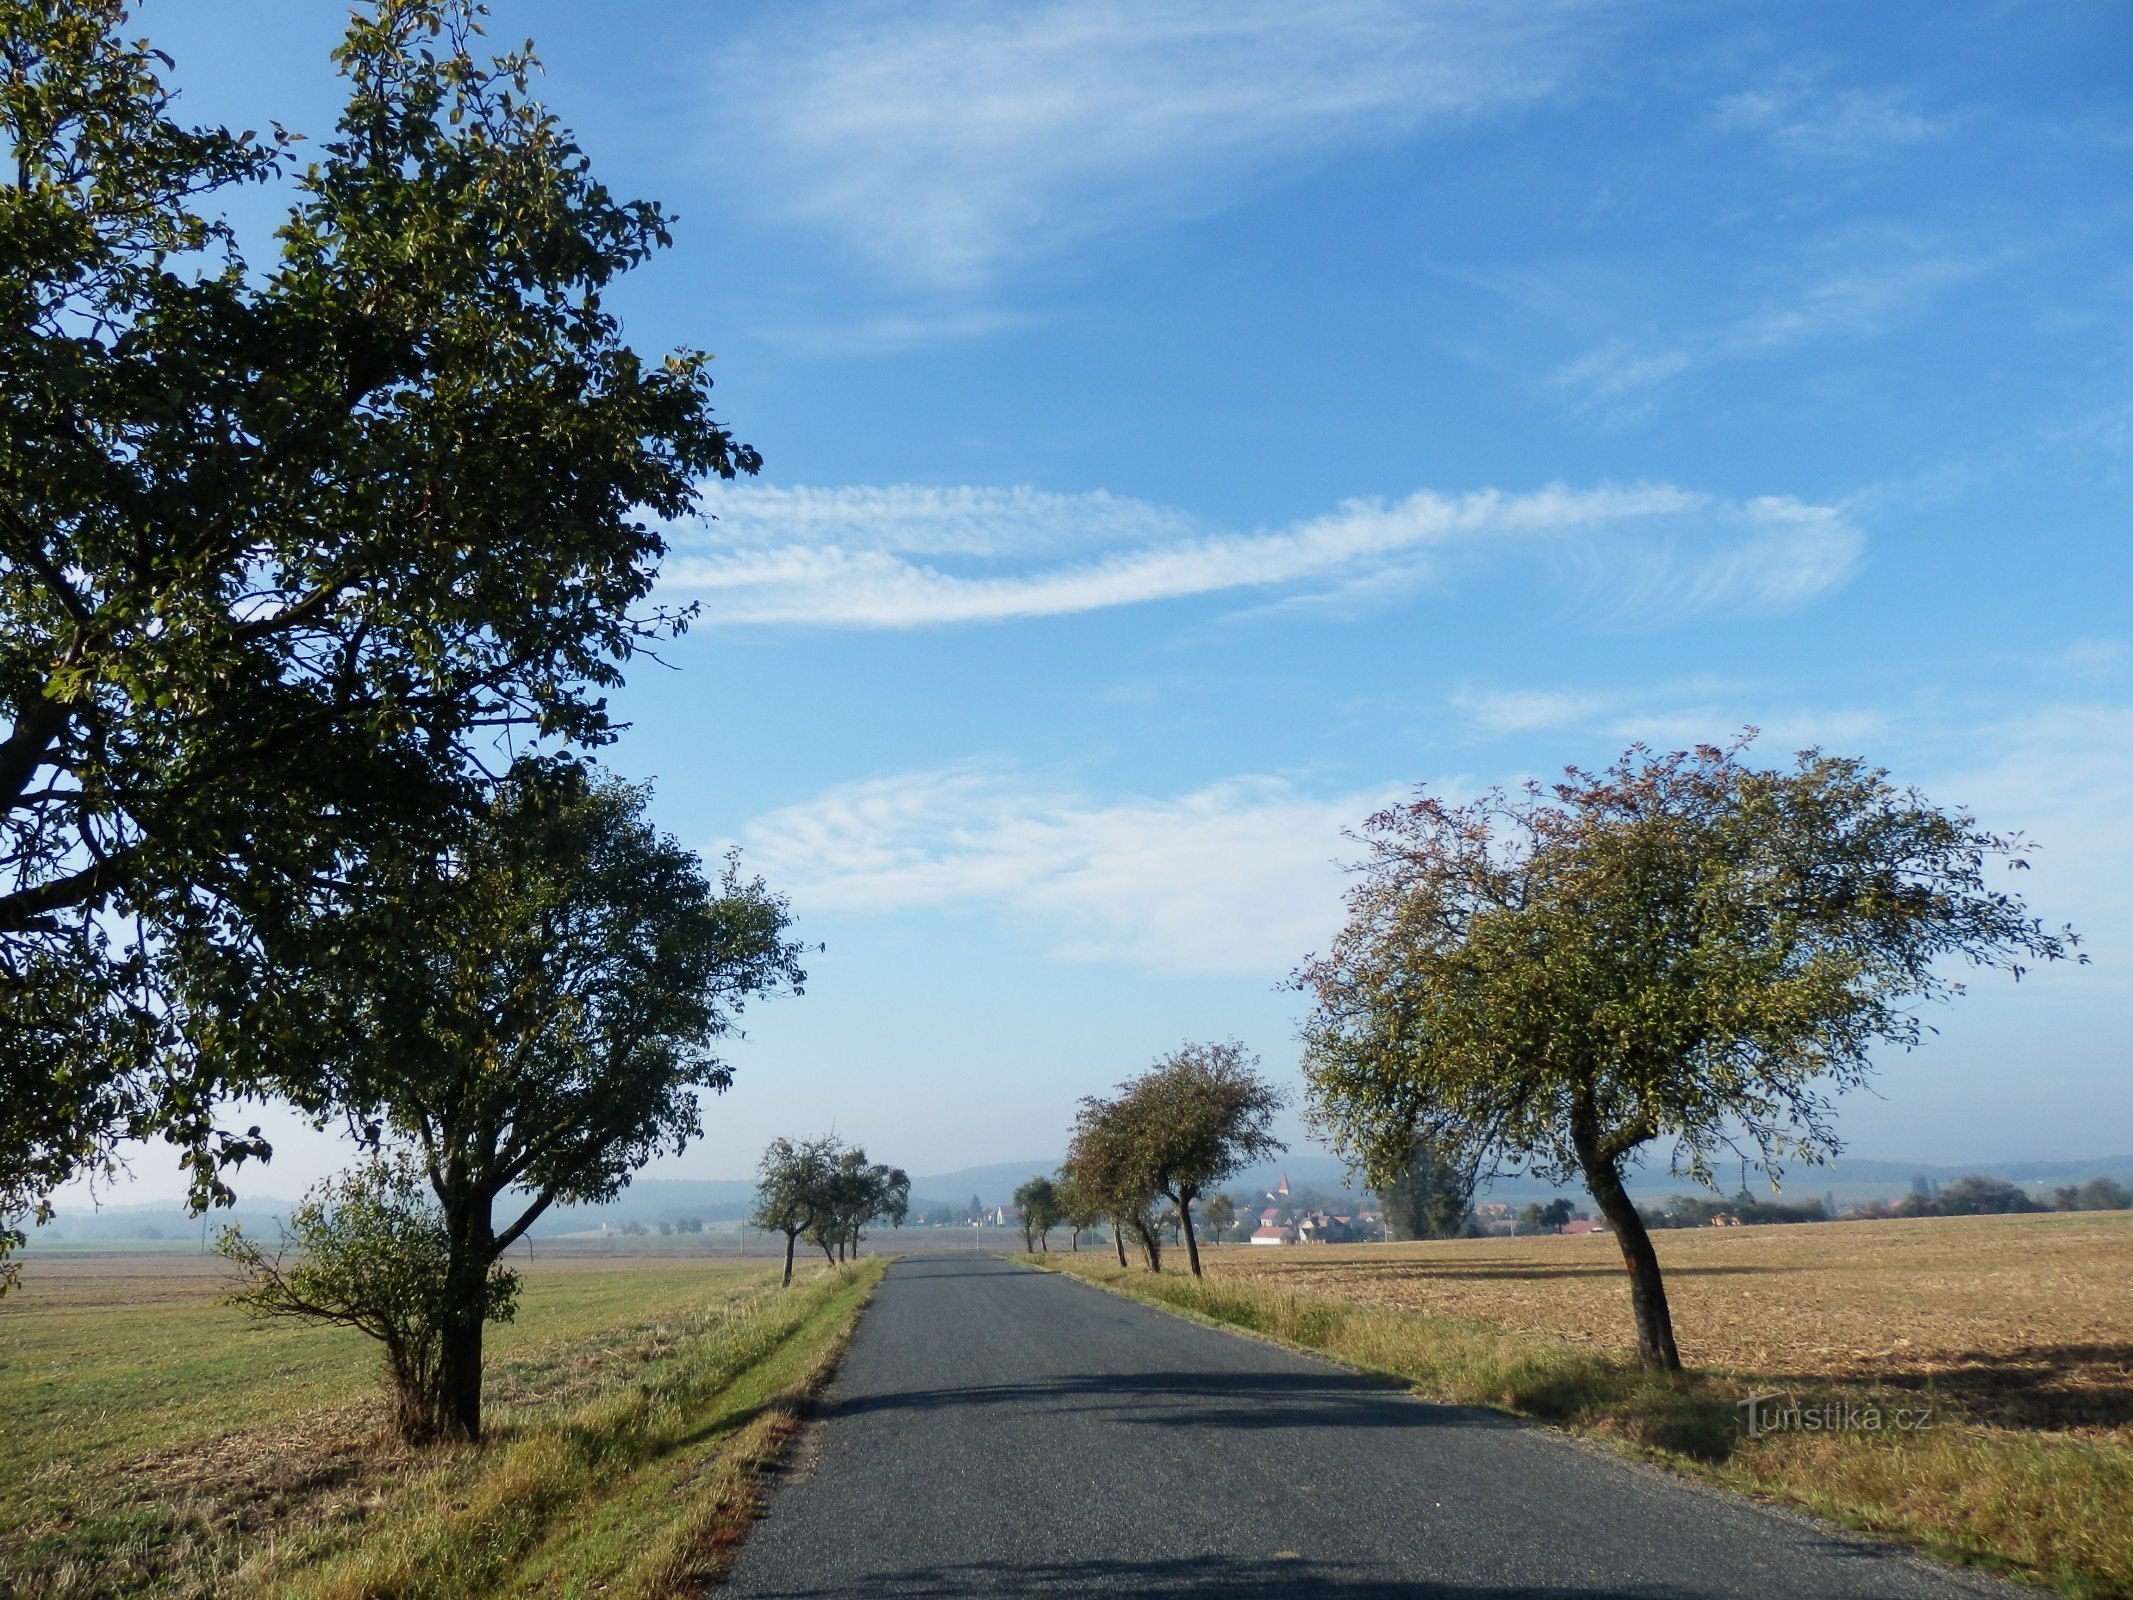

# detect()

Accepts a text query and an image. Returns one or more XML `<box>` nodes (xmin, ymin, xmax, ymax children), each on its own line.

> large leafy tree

<box><xmin>253</xmin><ymin>759</ymin><xmax>805</xmax><ymax>1439</ymax></box>
<box><xmin>0</xmin><ymin>0</ymin><xmax>757</xmax><ymax>1269</ymax></box>
<box><xmin>1105</xmin><ymin>1042</ymin><xmax>1285</xmax><ymax>1278</ymax></box>
<box><xmin>1297</xmin><ymin>739</ymin><xmax>2078</xmax><ymax>1370</ymax></box>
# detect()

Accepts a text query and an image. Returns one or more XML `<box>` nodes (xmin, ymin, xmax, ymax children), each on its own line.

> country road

<box><xmin>723</xmin><ymin>1255</ymin><xmax>2014</xmax><ymax>1599</ymax></box>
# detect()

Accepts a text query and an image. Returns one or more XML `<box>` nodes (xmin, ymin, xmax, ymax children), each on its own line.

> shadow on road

<box><xmin>826</xmin><ymin>1367</ymin><xmax>1510</xmax><ymax>1434</ymax></box>
<box><xmin>736</xmin><ymin>1554</ymin><xmax>1706</xmax><ymax>1598</ymax></box>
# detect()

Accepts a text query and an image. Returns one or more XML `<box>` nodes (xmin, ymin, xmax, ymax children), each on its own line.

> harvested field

<box><xmin>1197</xmin><ymin>1210</ymin><xmax>2133</xmax><ymax>1436</ymax></box>
<box><xmin>0</xmin><ymin>1249</ymin><xmax>881</xmax><ymax>1600</ymax></box>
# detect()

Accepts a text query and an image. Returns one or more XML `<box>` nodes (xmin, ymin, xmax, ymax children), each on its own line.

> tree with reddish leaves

<box><xmin>1296</xmin><ymin>737</ymin><xmax>2078</xmax><ymax>1371</ymax></box>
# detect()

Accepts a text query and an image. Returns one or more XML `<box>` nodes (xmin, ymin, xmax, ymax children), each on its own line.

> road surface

<box><xmin>723</xmin><ymin>1254</ymin><xmax>2013</xmax><ymax>1598</ymax></box>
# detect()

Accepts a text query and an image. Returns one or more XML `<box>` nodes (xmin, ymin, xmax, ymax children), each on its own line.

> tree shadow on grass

<box><xmin>1746</xmin><ymin>1342</ymin><xmax>2133</xmax><ymax>1433</ymax></box>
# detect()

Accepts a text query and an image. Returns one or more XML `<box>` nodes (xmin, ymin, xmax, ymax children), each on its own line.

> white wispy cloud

<box><xmin>671</xmin><ymin>481</ymin><xmax>1863</xmax><ymax>628</ymax></box>
<box><xmin>733</xmin><ymin>767</ymin><xmax>1390</xmax><ymax>977</ymax></box>
<box><xmin>728</xmin><ymin>703</ymin><xmax>2133</xmax><ymax>984</ymax></box>
<box><xmin>1450</xmin><ymin>686</ymin><xmax>1618</xmax><ymax>734</ymax></box>
<box><xmin>1551</xmin><ymin>230</ymin><xmax>1993</xmax><ymax>420</ymax></box>
<box><xmin>1450</xmin><ymin>680</ymin><xmax>1887</xmax><ymax>752</ymax></box>
<box><xmin>1714</xmin><ymin>80</ymin><xmax>1949</xmax><ymax>155</ymax></box>
<box><xmin>706</xmin><ymin>0</ymin><xmax>1592</xmax><ymax>291</ymax></box>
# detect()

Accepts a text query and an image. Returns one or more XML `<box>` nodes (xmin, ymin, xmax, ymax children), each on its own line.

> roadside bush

<box><xmin>218</xmin><ymin>1154</ymin><xmax>518</xmax><ymax>1442</ymax></box>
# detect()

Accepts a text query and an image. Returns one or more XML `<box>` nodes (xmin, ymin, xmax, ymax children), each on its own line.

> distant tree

<box><xmin>1014</xmin><ymin>1176</ymin><xmax>1063</xmax><ymax>1252</ymax></box>
<box><xmin>968</xmin><ymin>1193</ymin><xmax>985</xmax><ymax>1225</ymax></box>
<box><xmin>0</xmin><ymin>0</ymin><xmax>761</xmax><ymax>1281</ymax></box>
<box><xmin>1378</xmin><ymin>1137</ymin><xmax>1476</xmax><ymax>1240</ymax></box>
<box><xmin>1064</xmin><ymin>1096</ymin><xmax>1162</xmax><ymax>1272</ymax></box>
<box><xmin>806</xmin><ymin>1144</ymin><xmax>909</xmax><ymax>1263</ymax></box>
<box><xmin>1055</xmin><ymin>1169</ymin><xmax>1103</xmax><ymax>1253</ymax></box>
<box><xmin>754</xmin><ymin>1135</ymin><xmax>836</xmax><ymax>1287</ymax></box>
<box><xmin>1642</xmin><ymin>1193</ymin><xmax>1827</xmax><ymax>1228</ymax></box>
<box><xmin>1104</xmin><ymin>1041</ymin><xmax>1286</xmax><ymax>1277</ymax></box>
<box><xmin>1200</xmin><ymin>1193</ymin><xmax>1235</xmax><ymax>1247</ymax></box>
<box><xmin>220</xmin><ymin>1154</ymin><xmax>516</xmax><ymax>1442</ymax></box>
<box><xmin>2053</xmin><ymin>1177</ymin><xmax>2133</xmax><ymax>1212</ymax></box>
<box><xmin>1928</xmin><ymin>1174</ymin><xmax>2041</xmax><ymax>1216</ymax></box>
<box><xmin>244</xmin><ymin>763</ymin><xmax>802</xmax><ymax>1438</ymax></box>
<box><xmin>1297</xmin><ymin>739</ymin><xmax>2078</xmax><ymax>1370</ymax></box>
<box><xmin>1514</xmin><ymin>1199</ymin><xmax>1576</xmax><ymax>1236</ymax></box>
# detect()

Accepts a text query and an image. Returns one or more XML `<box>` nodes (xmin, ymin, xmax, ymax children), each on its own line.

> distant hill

<box><xmin>29</xmin><ymin>1150</ymin><xmax>2133</xmax><ymax>1241</ymax></box>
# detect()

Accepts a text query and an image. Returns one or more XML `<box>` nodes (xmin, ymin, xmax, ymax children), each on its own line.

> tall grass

<box><xmin>257</xmin><ymin>1261</ymin><xmax>884</xmax><ymax>1600</ymax></box>
<box><xmin>1034</xmin><ymin>1256</ymin><xmax>2133</xmax><ymax>1600</ymax></box>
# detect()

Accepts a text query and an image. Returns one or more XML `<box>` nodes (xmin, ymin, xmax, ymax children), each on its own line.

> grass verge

<box><xmin>2</xmin><ymin>1256</ymin><xmax>885</xmax><ymax>1600</ymax></box>
<box><xmin>1025</xmin><ymin>1254</ymin><xmax>2133</xmax><ymax>1600</ymax></box>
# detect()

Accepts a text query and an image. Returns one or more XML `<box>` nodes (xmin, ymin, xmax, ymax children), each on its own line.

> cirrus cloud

<box><xmin>668</xmin><ymin>480</ymin><xmax>1863</xmax><ymax>629</ymax></box>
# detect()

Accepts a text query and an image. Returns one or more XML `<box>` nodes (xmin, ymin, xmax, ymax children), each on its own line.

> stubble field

<box><xmin>1196</xmin><ymin>1210</ymin><xmax>2133</xmax><ymax>1436</ymax></box>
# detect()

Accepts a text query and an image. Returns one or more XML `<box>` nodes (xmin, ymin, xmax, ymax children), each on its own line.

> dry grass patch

<box><xmin>1197</xmin><ymin>1211</ymin><xmax>2133</xmax><ymax>1437</ymax></box>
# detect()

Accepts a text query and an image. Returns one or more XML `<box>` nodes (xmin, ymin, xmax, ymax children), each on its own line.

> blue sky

<box><xmin>78</xmin><ymin>1</ymin><xmax>2133</xmax><ymax>1203</ymax></box>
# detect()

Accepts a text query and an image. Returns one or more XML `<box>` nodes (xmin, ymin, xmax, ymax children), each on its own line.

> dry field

<box><xmin>0</xmin><ymin>1249</ymin><xmax>880</xmax><ymax>1600</ymax></box>
<box><xmin>1198</xmin><ymin>1210</ymin><xmax>2133</xmax><ymax>1436</ymax></box>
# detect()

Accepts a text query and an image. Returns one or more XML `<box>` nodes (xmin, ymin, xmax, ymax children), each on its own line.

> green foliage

<box><xmin>0</xmin><ymin>0</ymin><xmax>761</xmax><ymax>1273</ymax></box>
<box><xmin>272</xmin><ymin>760</ymin><xmax>805</xmax><ymax>1211</ymax></box>
<box><xmin>1068</xmin><ymin>1041</ymin><xmax>1286</xmax><ymax>1275</ymax></box>
<box><xmin>218</xmin><ymin>1152</ymin><xmax>518</xmax><ymax>1441</ymax></box>
<box><xmin>1012</xmin><ymin>1175</ymin><xmax>1063</xmax><ymax>1251</ymax></box>
<box><xmin>1912</xmin><ymin>1174</ymin><xmax>2041</xmax><ymax>1217</ymax></box>
<box><xmin>804</xmin><ymin>1144</ymin><xmax>909</xmax><ymax>1262</ymax></box>
<box><xmin>1514</xmin><ymin>1199</ymin><xmax>1576</xmax><ymax>1236</ymax></box>
<box><xmin>1377</xmin><ymin>1137</ymin><xmax>1476</xmax><ymax>1240</ymax></box>
<box><xmin>2052</xmin><ymin>1177</ymin><xmax>2132</xmax><ymax>1213</ymax></box>
<box><xmin>1063</xmin><ymin>1089</ymin><xmax>1163</xmax><ymax>1270</ymax></box>
<box><xmin>753</xmin><ymin>1135</ymin><xmax>907</xmax><ymax>1275</ymax></box>
<box><xmin>1296</xmin><ymin>737</ymin><xmax>2079</xmax><ymax>1363</ymax></box>
<box><xmin>1642</xmin><ymin>1193</ymin><xmax>1828</xmax><ymax>1228</ymax></box>
<box><xmin>248</xmin><ymin>760</ymin><xmax>803</xmax><ymax>1436</ymax></box>
<box><xmin>1199</xmin><ymin>1191</ymin><xmax>1235</xmax><ymax>1244</ymax></box>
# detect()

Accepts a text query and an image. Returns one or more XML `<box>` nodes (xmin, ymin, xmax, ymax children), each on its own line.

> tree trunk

<box><xmin>1174</xmin><ymin>1187</ymin><xmax>1203</xmax><ymax>1277</ymax></box>
<box><xmin>437</xmin><ymin>1191</ymin><xmax>498</xmax><ymax>1442</ymax></box>
<box><xmin>1579</xmin><ymin>1142</ymin><xmax>1682</xmax><ymax>1372</ymax></box>
<box><xmin>1131</xmin><ymin>1214</ymin><xmax>1162</xmax><ymax>1273</ymax></box>
<box><xmin>1112</xmin><ymin>1223</ymin><xmax>1128</xmax><ymax>1268</ymax></box>
<box><xmin>782</xmin><ymin>1228</ymin><xmax>797</xmax><ymax>1287</ymax></box>
<box><xmin>438</xmin><ymin>1314</ymin><xmax>485</xmax><ymax>1441</ymax></box>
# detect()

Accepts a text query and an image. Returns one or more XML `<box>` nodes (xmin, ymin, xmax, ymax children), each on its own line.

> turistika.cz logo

<box><xmin>1737</xmin><ymin>1392</ymin><xmax>1933</xmax><ymax>1439</ymax></box>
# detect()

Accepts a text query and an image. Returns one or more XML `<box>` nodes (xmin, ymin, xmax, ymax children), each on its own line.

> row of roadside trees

<box><xmin>1021</xmin><ymin>738</ymin><xmax>2078</xmax><ymax>1380</ymax></box>
<box><xmin>751</xmin><ymin>1137</ymin><xmax>911</xmax><ymax>1286</ymax></box>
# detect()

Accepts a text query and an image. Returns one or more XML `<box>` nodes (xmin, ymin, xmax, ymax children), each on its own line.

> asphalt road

<box><xmin>722</xmin><ymin>1255</ymin><xmax>2015</xmax><ymax>1599</ymax></box>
